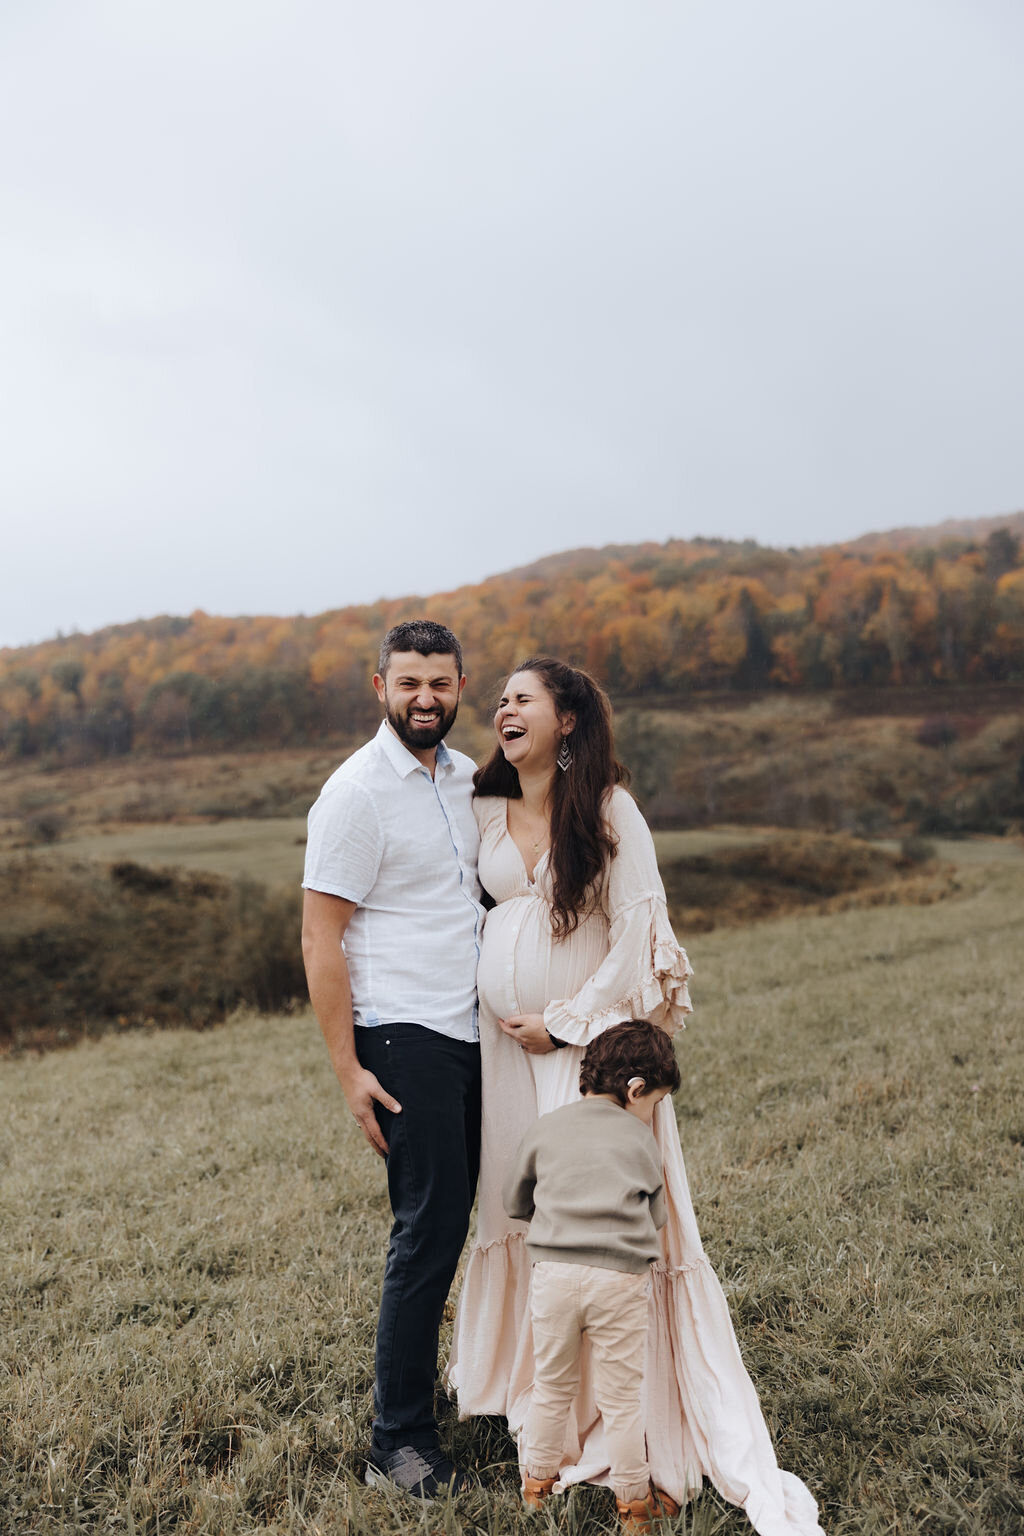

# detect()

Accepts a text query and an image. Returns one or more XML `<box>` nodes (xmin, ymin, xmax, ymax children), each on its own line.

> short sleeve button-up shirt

<box><xmin>302</xmin><ymin>720</ymin><xmax>483</xmax><ymax>1042</ymax></box>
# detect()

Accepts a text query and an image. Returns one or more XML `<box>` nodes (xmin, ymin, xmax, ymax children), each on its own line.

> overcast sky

<box><xmin>2</xmin><ymin>1</ymin><xmax>1023</xmax><ymax>649</ymax></box>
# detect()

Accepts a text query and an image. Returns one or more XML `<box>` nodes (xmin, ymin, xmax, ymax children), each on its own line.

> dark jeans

<box><xmin>355</xmin><ymin>1021</ymin><xmax>481</xmax><ymax>1455</ymax></box>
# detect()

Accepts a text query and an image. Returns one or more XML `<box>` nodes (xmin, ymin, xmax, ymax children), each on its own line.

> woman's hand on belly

<box><xmin>499</xmin><ymin>1013</ymin><xmax>556</xmax><ymax>1055</ymax></box>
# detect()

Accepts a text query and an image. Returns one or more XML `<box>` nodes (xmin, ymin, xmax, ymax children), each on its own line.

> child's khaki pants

<box><xmin>523</xmin><ymin>1259</ymin><xmax>650</xmax><ymax>1503</ymax></box>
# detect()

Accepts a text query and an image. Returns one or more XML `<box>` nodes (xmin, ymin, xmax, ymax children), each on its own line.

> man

<box><xmin>301</xmin><ymin>619</ymin><xmax>483</xmax><ymax>1500</ymax></box>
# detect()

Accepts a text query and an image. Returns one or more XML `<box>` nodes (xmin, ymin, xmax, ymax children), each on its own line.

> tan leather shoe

<box><xmin>615</xmin><ymin>1484</ymin><xmax>680</xmax><ymax>1532</ymax></box>
<box><xmin>522</xmin><ymin>1473</ymin><xmax>557</xmax><ymax>1510</ymax></box>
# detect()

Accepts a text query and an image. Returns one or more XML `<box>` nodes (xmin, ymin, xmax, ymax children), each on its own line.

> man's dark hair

<box><xmin>579</xmin><ymin>1019</ymin><xmax>681</xmax><ymax>1106</ymax></box>
<box><xmin>378</xmin><ymin>620</ymin><xmax>463</xmax><ymax>679</ymax></box>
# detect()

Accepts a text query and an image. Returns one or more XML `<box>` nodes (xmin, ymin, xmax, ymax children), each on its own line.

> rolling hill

<box><xmin>2</xmin><ymin>510</ymin><xmax>1023</xmax><ymax>768</ymax></box>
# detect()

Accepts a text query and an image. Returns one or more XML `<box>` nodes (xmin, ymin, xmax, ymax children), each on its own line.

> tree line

<box><xmin>3</xmin><ymin>527</ymin><xmax>1023</xmax><ymax>763</ymax></box>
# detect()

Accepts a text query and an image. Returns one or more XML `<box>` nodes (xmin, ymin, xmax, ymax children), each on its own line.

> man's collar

<box><xmin>375</xmin><ymin>719</ymin><xmax>454</xmax><ymax>778</ymax></box>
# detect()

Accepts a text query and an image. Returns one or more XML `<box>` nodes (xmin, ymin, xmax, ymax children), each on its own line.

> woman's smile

<box><xmin>495</xmin><ymin>670</ymin><xmax>565</xmax><ymax>770</ymax></box>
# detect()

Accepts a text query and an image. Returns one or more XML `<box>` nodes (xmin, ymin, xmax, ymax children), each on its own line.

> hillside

<box><xmin>2</xmin><ymin>511</ymin><xmax>1024</xmax><ymax>765</ymax></box>
<box><xmin>489</xmin><ymin>510</ymin><xmax>1024</xmax><ymax>580</ymax></box>
<box><xmin>840</xmin><ymin>507</ymin><xmax>1024</xmax><ymax>555</ymax></box>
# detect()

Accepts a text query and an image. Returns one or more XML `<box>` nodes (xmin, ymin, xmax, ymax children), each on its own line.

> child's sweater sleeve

<box><xmin>650</xmin><ymin>1181</ymin><xmax>668</xmax><ymax>1231</ymax></box>
<box><xmin>502</xmin><ymin>1127</ymin><xmax>539</xmax><ymax>1222</ymax></box>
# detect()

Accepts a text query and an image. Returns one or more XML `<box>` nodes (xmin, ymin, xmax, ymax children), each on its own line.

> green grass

<box><xmin>2</xmin><ymin>870</ymin><xmax>1023</xmax><ymax>1533</ymax></box>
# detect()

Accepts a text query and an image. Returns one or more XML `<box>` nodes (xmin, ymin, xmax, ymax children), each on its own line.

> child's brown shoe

<box><xmin>522</xmin><ymin>1473</ymin><xmax>557</xmax><ymax>1510</ymax></box>
<box><xmin>616</xmin><ymin>1484</ymin><xmax>680</xmax><ymax>1532</ymax></box>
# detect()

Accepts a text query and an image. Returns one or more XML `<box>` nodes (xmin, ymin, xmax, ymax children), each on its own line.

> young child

<box><xmin>502</xmin><ymin>1019</ymin><xmax>682</xmax><ymax>1533</ymax></box>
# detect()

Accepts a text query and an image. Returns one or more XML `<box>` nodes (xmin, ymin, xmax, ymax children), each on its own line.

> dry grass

<box><xmin>4</xmin><ymin>818</ymin><xmax>1010</xmax><ymax>1055</ymax></box>
<box><xmin>2</xmin><ymin>828</ymin><xmax>981</xmax><ymax>1051</ymax></box>
<box><xmin>0</xmin><ymin>715</ymin><xmax>492</xmax><ymax>854</ymax></box>
<box><xmin>3</xmin><ymin>694</ymin><xmax>1023</xmax><ymax>861</ymax></box>
<box><xmin>617</xmin><ymin>699</ymin><xmax>1024</xmax><ymax>837</ymax></box>
<box><xmin>40</xmin><ymin>818</ymin><xmax>311</xmax><ymax>887</ymax></box>
<box><xmin>2</xmin><ymin>866</ymin><xmax>1023</xmax><ymax>1534</ymax></box>
<box><xmin>0</xmin><ymin>747</ymin><xmax>342</xmax><ymax>846</ymax></box>
<box><xmin>9</xmin><ymin>813</ymin><xmax>1011</xmax><ymax>901</ymax></box>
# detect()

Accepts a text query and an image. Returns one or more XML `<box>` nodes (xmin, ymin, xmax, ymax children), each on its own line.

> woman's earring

<box><xmin>557</xmin><ymin>734</ymin><xmax>573</xmax><ymax>772</ymax></box>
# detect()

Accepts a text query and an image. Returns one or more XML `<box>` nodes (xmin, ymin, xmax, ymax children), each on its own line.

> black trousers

<box><xmin>355</xmin><ymin>1021</ymin><xmax>481</xmax><ymax>1455</ymax></box>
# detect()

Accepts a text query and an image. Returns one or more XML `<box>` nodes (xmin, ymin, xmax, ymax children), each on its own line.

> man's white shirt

<box><xmin>302</xmin><ymin>720</ymin><xmax>483</xmax><ymax>1042</ymax></box>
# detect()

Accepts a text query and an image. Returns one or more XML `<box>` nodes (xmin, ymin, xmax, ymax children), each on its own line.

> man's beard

<box><xmin>384</xmin><ymin>694</ymin><xmax>459</xmax><ymax>751</ymax></box>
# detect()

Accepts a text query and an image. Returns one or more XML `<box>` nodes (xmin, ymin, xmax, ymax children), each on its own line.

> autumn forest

<box><xmin>4</xmin><ymin>518</ymin><xmax>1024</xmax><ymax>763</ymax></box>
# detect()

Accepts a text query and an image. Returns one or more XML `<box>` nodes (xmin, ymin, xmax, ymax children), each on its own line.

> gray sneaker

<box><xmin>364</xmin><ymin>1444</ymin><xmax>471</xmax><ymax>1500</ymax></box>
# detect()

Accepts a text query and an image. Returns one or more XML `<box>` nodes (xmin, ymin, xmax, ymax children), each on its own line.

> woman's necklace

<box><xmin>512</xmin><ymin>802</ymin><xmax>549</xmax><ymax>854</ymax></box>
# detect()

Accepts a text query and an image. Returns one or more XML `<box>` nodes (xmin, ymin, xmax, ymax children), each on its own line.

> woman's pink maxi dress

<box><xmin>447</xmin><ymin>789</ymin><xmax>825</xmax><ymax>1536</ymax></box>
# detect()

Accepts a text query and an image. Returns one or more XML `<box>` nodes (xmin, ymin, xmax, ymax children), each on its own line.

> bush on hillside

<box><xmin>898</xmin><ymin>834</ymin><xmax>937</xmax><ymax>864</ymax></box>
<box><xmin>915</xmin><ymin>770</ymin><xmax>1024</xmax><ymax>837</ymax></box>
<box><xmin>0</xmin><ymin>858</ymin><xmax>306</xmax><ymax>1050</ymax></box>
<box><xmin>915</xmin><ymin>716</ymin><xmax>959</xmax><ymax>749</ymax></box>
<box><xmin>660</xmin><ymin>832</ymin><xmax>957</xmax><ymax>933</ymax></box>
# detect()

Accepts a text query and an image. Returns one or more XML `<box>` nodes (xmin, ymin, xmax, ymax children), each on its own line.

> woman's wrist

<box><xmin>546</xmin><ymin>1031</ymin><xmax>568</xmax><ymax>1049</ymax></box>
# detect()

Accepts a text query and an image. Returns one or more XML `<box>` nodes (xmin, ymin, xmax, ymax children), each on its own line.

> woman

<box><xmin>448</xmin><ymin>657</ymin><xmax>824</xmax><ymax>1536</ymax></box>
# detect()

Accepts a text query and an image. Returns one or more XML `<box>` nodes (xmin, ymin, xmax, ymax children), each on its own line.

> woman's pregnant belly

<box><xmin>477</xmin><ymin>896</ymin><xmax>609</xmax><ymax>1021</ymax></box>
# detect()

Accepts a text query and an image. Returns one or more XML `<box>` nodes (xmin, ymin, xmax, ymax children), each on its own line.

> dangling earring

<box><xmin>556</xmin><ymin>734</ymin><xmax>573</xmax><ymax>772</ymax></box>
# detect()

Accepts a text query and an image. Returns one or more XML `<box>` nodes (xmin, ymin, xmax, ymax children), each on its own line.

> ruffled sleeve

<box><xmin>542</xmin><ymin>787</ymin><xmax>693</xmax><ymax>1047</ymax></box>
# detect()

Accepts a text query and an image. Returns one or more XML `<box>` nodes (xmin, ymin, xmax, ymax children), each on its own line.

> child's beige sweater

<box><xmin>502</xmin><ymin>1098</ymin><xmax>667</xmax><ymax>1274</ymax></box>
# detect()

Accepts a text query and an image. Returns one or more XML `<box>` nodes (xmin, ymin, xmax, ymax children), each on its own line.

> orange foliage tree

<box><xmin>2</xmin><ymin>528</ymin><xmax>1022</xmax><ymax>762</ymax></box>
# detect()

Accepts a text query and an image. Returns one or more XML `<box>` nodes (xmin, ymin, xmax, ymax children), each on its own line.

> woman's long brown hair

<box><xmin>473</xmin><ymin>656</ymin><xmax>629</xmax><ymax>937</ymax></box>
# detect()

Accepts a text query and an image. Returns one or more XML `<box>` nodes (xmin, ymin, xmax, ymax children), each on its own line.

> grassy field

<box><xmin>3</xmin><ymin>690</ymin><xmax>1022</xmax><ymax>854</ymax></box>
<box><xmin>13</xmin><ymin>813</ymin><xmax>1022</xmax><ymax>892</ymax></box>
<box><xmin>6</xmin><ymin>815</ymin><xmax>997</xmax><ymax>1050</ymax></box>
<box><xmin>0</xmin><ymin>817</ymin><xmax>802</xmax><ymax>892</ymax></box>
<box><xmin>45</xmin><ymin>817</ymin><xmax>312</xmax><ymax>887</ymax></box>
<box><xmin>40</xmin><ymin>820</ymin><xmax>772</xmax><ymax>889</ymax></box>
<box><xmin>3</xmin><ymin>861</ymin><xmax>1023</xmax><ymax>1535</ymax></box>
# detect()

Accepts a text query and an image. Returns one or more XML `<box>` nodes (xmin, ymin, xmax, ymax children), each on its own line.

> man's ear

<box><xmin>373</xmin><ymin>673</ymin><xmax>386</xmax><ymax>704</ymax></box>
<box><xmin>458</xmin><ymin>675</ymin><xmax>467</xmax><ymax>698</ymax></box>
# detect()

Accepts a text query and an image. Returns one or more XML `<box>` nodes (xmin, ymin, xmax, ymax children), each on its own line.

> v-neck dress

<box><xmin>447</xmin><ymin>788</ymin><xmax>825</xmax><ymax>1536</ymax></box>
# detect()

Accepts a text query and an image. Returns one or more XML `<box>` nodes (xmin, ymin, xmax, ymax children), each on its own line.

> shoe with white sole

<box><xmin>364</xmin><ymin>1444</ymin><xmax>471</xmax><ymax>1500</ymax></box>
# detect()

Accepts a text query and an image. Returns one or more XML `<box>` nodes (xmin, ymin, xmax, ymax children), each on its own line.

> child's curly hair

<box><xmin>579</xmin><ymin>1018</ymin><xmax>681</xmax><ymax>1106</ymax></box>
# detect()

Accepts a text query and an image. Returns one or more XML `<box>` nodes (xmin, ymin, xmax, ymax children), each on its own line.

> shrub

<box><xmin>916</xmin><ymin>716</ymin><xmax>959</xmax><ymax>749</ymax></box>
<box><xmin>0</xmin><ymin>858</ymin><xmax>306</xmax><ymax>1050</ymax></box>
<box><xmin>918</xmin><ymin>786</ymin><xmax>1011</xmax><ymax>837</ymax></box>
<box><xmin>660</xmin><ymin>831</ymin><xmax>953</xmax><ymax>933</ymax></box>
<box><xmin>898</xmin><ymin>835</ymin><xmax>937</xmax><ymax>865</ymax></box>
<box><xmin>23</xmin><ymin>809</ymin><xmax>67</xmax><ymax>844</ymax></box>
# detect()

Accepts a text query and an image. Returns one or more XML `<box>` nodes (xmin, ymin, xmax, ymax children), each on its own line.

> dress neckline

<box><xmin>502</xmin><ymin>802</ymin><xmax>550</xmax><ymax>887</ymax></box>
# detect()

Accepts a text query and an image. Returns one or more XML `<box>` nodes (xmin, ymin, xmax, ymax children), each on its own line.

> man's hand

<box><xmin>341</xmin><ymin>1063</ymin><xmax>402</xmax><ymax>1157</ymax></box>
<box><xmin>303</xmin><ymin>890</ymin><xmax>401</xmax><ymax>1154</ymax></box>
<box><xmin>499</xmin><ymin>1013</ymin><xmax>556</xmax><ymax>1055</ymax></box>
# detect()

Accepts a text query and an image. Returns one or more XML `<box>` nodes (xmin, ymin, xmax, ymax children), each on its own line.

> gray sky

<box><xmin>2</xmin><ymin>0</ymin><xmax>1023</xmax><ymax>649</ymax></box>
